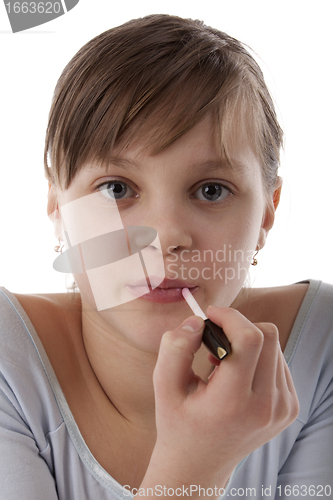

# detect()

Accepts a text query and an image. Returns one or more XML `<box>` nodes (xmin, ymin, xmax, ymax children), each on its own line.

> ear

<box><xmin>47</xmin><ymin>182</ymin><xmax>63</xmax><ymax>240</ymax></box>
<box><xmin>272</xmin><ymin>177</ymin><xmax>283</xmax><ymax>211</ymax></box>
<box><xmin>257</xmin><ymin>177</ymin><xmax>283</xmax><ymax>249</ymax></box>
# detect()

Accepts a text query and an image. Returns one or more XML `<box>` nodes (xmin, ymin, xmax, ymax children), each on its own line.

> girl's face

<box><xmin>50</xmin><ymin>114</ymin><xmax>276</xmax><ymax>353</ymax></box>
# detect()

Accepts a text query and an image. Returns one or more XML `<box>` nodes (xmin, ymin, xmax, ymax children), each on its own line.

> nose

<box><xmin>145</xmin><ymin>203</ymin><xmax>193</xmax><ymax>258</ymax></box>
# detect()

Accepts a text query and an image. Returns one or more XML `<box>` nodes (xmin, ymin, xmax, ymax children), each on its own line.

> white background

<box><xmin>0</xmin><ymin>0</ymin><xmax>332</xmax><ymax>294</ymax></box>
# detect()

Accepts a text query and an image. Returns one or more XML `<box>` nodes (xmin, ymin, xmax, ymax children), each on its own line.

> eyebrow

<box><xmin>104</xmin><ymin>157</ymin><xmax>239</xmax><ymax>174</ymax></box>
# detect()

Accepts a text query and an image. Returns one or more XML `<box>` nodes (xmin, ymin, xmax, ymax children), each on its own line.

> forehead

<box><xmin>61</xmin><ymin>104</ymin><xmax>261</xmax><ymax>191</ymax></box>
<box><xmin>89</xmin><ymin>112</ymin><xmax>256</xmax><ymax>176</ymax></box>
<box><xmin>114</xmin><ymin>113</ymin><xmax>221</xmax><ymax>162</ymax></box>
<box><xmin>98</xmin><ymin>114</ymin><xmax>244</xmax><ymax>162</ymax></box>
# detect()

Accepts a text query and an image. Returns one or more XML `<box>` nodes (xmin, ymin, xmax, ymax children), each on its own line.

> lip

<box><xmin>126</xmin><ymin>277</ymin><xmax>199</xmax><ymax>303</ymax></box>
<box><xmin>127</xmin><ymin>277</ymin><xmax>197</xmax><ymax>289</ymax></box>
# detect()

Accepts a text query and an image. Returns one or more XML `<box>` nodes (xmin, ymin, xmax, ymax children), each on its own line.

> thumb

<box><xmin>153</xmin><ymin>316</ymin><xmax>205</xmax><ymax>405</ymax></box>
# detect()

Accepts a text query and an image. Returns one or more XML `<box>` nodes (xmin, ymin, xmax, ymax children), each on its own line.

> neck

<box><xmin>79</xmin><ymin>296</ymin><xmax>213</xmax><ymax>430</ymax></box>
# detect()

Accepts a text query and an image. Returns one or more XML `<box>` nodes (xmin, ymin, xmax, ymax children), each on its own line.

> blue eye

<box><xmin>195</xmin><ymin>183</ymin><xmax>231</xmax><ymax>203</ymax></box>
<box><xmin>98</xmin><ymin>181</ymin><xmax>132</xmax><ymax>200</ymax></box>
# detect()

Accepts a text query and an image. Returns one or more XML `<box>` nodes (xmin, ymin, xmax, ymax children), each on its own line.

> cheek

<box><xmin>201</xmin><ymin>205</ymin><xmax>262</xmax><ymax>261</ymax></box>
<box><xmin>73</xmin><ymin>273</ymin><xmax>97</xmax><ymax>311</ymax></box>
<box><xmin>228</xmin><ymin>190</ymin><xmax>265</xmax><ymax>244</ymax></box>
<box><xmin>72</xmin><ymin>250</ymin><xmax>155</xmax><ymax>313</ymax></box>
<box><xmin>182</xmin><ymin>205</ymin><xmax>263</xmax><ymax>305</ymax></box>
<box><xmin>59</xmin><ymin>190</ymin><xmax>166</xmax><ymax>312</ymax></box>
<box><xmin>75</xmin><ymin>273</ymin><xmax>168</xmax><ymax>353</ymax></box>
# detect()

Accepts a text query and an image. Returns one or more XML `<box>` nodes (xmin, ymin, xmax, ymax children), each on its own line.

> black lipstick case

<box><xmin>202</xmin><ymin>319</ymin><xmax>231</xmax><ymax>360</ymax></box>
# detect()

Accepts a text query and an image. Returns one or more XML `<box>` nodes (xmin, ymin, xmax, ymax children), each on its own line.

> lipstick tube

<box><xmin>182</xmin><ymin>288</ymin><xmax>231</xmax><ymax>360</ymax></box>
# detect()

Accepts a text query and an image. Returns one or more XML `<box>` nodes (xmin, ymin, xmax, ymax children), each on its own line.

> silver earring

<box><xmin>251</xmin><ymin>246</ymin><xmax>259</xmax><ymax>266</ymax></box>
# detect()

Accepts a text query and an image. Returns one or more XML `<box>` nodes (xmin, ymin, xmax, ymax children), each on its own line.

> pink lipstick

<box><xmin>126</xmin><ymin>278</ymin><xmax>199</xmax><ymax>303</ymax></box>
<box><xmin>182</xmin><ymin>288</ymin><xmax>231</xmax><ymax>360</ymax></box>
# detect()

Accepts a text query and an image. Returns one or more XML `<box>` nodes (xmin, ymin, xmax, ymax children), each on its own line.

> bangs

<box><xmin>44</xmin><ymin>15</ymin><xmax>282</xmax><ymax>191</ymax></box>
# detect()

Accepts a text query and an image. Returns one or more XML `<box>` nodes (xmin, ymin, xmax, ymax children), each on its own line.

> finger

<box><xmin>207</xmin><ymin>353</ymin><xmax>221</xmax><ymax>367</ymax></box>
<box><xmin>251</xmin><ymin>322</ymin><xmax>279</xmax><ymax>395</ymax></box>
<box><xmin>280</xmin><ymin>353</ymin><xmax>299</xmax><ymax>415</ymax></box>
<box><xmin>282</xmin><ymin>357</ymin><xmax>300</xmax><ymax>419</ymax></box>
<box><xmin>271</xmin><ymin>339</ymin><xmax>295</xmax><ymax>397</ymax></box>
<box><xmin>282</xmin><ymin>356</ymin><xmax>296</xmax><ymax>393</ymax></box>
<box><xmin>205</xmin><ymin>307</ymin><xmax>264</xmax><ymax>394</ymax></box>
<box><xmin>153</xmin><ymin>316</ymin><xmax>205</xmax><ymax>405</ymax></box>
<box><xmin>273</xmin><ymin>349</ymin><xmax>300</xmax><ymax>423</ymax></box>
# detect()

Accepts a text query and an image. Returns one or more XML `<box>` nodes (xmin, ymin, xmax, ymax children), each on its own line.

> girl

<box><xmin>0</xmin><ymin>14</ymin><xmax>332</xmax><ymax>499</ymax></box>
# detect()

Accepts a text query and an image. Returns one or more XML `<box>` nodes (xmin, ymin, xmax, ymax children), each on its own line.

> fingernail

<box><xmin>207</xmin><ymin>305</ymin><xmax>219</xmax><ymax>312</ymax></box>
<box><xmin>180</xmin><ymin>316</ymin><xmax>204</xmax><ymax>332</ymax></box>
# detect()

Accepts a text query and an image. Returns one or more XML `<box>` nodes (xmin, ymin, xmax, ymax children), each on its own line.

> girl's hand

<box><xmin>144</xmin><ymin>306</ymin><xmax>299</xmax><ymax>494</ymax></box>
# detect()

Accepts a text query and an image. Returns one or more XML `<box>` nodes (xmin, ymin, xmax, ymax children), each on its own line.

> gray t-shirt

<box><xmin>0</xmin><ymin>280</ymin><xmax>332</xmax><ymax>499</ymax></box>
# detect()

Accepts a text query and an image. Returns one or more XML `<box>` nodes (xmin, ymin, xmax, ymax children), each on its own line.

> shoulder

<box><xmin>11</xmin><ymin>290</ymin><xmax>82</xmax><ymax>363</ymax></box>
<box><xmin>12</xmin><ymin>290</ymin><xmax>81</xmax><ymax>331</ymax></box>
<box><xmin>0</xmin><ymin>289</ymin><xmax>66</xmax><ymax>454</ymax></box>
<box><xmin>238</xmin><ymin>280</ymin><xmax>311</xmax><ymax>322</ymax></box>
<box><xmin>10</xmin><ymin>290</ymin><xmax>83</xmax><ymax>393</ymax></box>
<box><xmin>0</xmin><ymin>288</ymin><xmax>67</xmax><ymax>342</ymax></box>
<box><xmin>236</xmin><ymin>281</ymin><xmax>311</xmax><ymax>351</ymax></box>
<box><xmin>12</xmin><ymin>290</ymin><xmax>81</xmax><ymax>313</ymax></box>
<box><xmin>0</xmin><ymin>288</ymin><xmax>79</xmax><ymax>346</ymax></box>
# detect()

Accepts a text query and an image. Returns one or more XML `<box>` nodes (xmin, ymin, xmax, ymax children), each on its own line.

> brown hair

<box><xmin>44</xmin><ymin>14</ymin><xmax>283</xmax><ymax>191</ymax></box>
